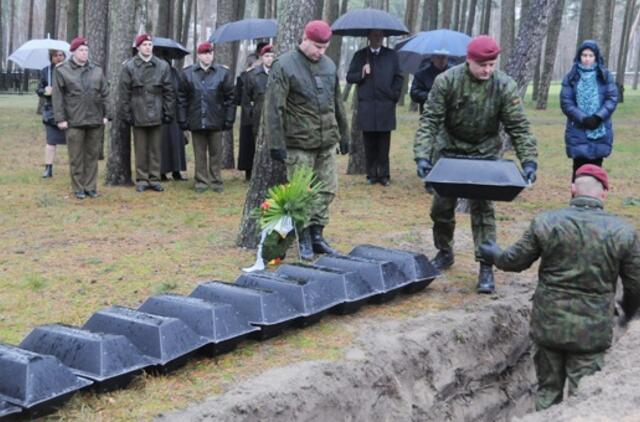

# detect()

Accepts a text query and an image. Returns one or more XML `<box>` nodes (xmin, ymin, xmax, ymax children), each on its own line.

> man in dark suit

<box><xmin>346</xmin><ymin>29</ymin><xmax>403</xmax><ymax>186</ymax></box>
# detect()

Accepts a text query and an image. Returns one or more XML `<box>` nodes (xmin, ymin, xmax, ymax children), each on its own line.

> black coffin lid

<box><xmin>276</xmin><ymin>263</ymin><xmax>377</xmax><ymax>302</ymax></box>
<box><xmin>82</xmin><ymin>306</ymin><xmax>209</xmax><ymax>366</ymax></box>
<box><xmin>424</xmin><ymin>157</ymin><xmax>528</xmax><ymax>201</ymax></box>
<box><xmin>0</xmin><ymin>400</ymin><xmax>20</xmax><ymax>418</ymax></box>
<box><xmin>190</xmin><ymin>281</ymin><xmax>302</xmax><ymax>326</ymax></box>
<box><xmin>19</xmin><ymin>324</ymin><xmax>154</xmax><ymax>382</ymax></box>
<box><xmin>138</xmin><ymin>294</ymin><xmax>259</xmax><ymax>342</ymax></box>
<box><xmin>235</xmin><ymin>271</ymin><xmax>343</xmax><ymax>316</ymax></box>
<box><xmin>0</xmin><ymin>343</ymin><xmax>92</xmax><ymax>409</ymax></box>
<box><xmin>316</xmin><ymin>254</ymin><xmax>409</xmax><ymax>293</ymax></box>
<box><xmin>348</xmin><ymin>245</ymin><xmax>439</xmax><ymax>285</ymax></box>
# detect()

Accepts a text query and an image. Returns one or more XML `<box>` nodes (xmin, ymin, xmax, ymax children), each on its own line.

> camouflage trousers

<box><xmin>534</xmin><ymin>344</ymin><xmax>605</xmax><ymax>411</ymax></box>
<box><xmin>285</xmin><ymin>145</ymin><xmax>337</xmax><ymax>228</ymax></box>
<box><xmin>430</xmin><ymin>194</ymin><xmax>496</xmax><ymax>261</ymax></box>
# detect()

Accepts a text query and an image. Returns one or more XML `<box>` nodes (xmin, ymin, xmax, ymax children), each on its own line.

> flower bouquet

<box><xmin>243</xmin><ymin>167</ymin><xmax>323</xmax><ymax>272</ymax></box>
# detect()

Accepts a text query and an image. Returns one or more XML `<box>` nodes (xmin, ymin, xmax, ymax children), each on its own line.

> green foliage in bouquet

<box><xmin>252</xmin><ymin>167</ymin><xmax>324</xmax><ymax>261</ymax></box>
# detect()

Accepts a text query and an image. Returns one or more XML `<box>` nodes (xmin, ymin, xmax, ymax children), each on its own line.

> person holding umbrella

<box><xmin>414</xmin><ymin>35</ymin><xmax>538</xmax><ymax>294</ymax></box>
<box><xmin>52</xmin><ymin>37</ymin><xmax>109</xmax><ymax>199</ymax></box>
<box><xmin>177</xmin><ymin>42</ymin><xmax>235</xmax><ymax>193</ymax></box>
<box><xmin>410</xmin><ymin>55</ymin><xmax>451</xmax><ymax>114</ymax></box>
<box><xmin>241</xmin><ymin>44</ymin><xmax>275</xmax><ymax>181</ymax></box>
<box><xmin>347</xmin><ymin>29</ymin><xmax>403</xmax><ymax>186</ymax></box>
<box><xmin>119</xmin><ymin>33</ymin><xmax>175</xmax><ymax>193</ymax></box>
<box><xmin>37</xmin><ymin>49</ymin><xmax>66</xmax><ymax>178</ymax></box>
<box><xmin>265</xmin><ymin>20</ymin><xmax>350</xmax><ymax>260</ymax></box>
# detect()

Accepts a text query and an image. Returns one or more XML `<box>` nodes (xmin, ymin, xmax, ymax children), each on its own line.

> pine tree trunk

<box><xmin>347</xmin><ymin>93</ymin><xmax>366</xmax><ymax>174</ymax></box>
<box><xmin>105</xmin><ymin>0</ymin><xmax>137</xmax><ymax>186</ymax></box>
<box><xmin>45</xmin><ymin>0</ymin><xmax>57</xmax><ymax>38</ymax></box>
<box><xmin>441</xmin><ymin>0</ymin><xmax>453</xmax><ymax>29</ymax></box>
<box><xmin>399</xmin><ymin>0</ymin><xmax>419</xmax><ymax>106</ymax></box>
<box><xmin>465</xmin><ymin>0</ymin><xmax>478</xmax><ymax>35</ymax></box>
<box><xmin>156</xmin><ymin>0</ymin><xmax>172</xmax><ymax>38</ymax></box>
<box><xmin>480</xmin><ymin>0</ymin><xmax>491</xmax><ymax>34</ymax></box>
<box><xmin>600</xmin><ymin>0</ymin><xmax>616</xmax><ymax>66</ymax></box>
<box><xmin>505</xmin><ymin>0</ymin><xmax>561</xmax><ymax>98</ymax></box>
<box><xmin>500</xmin><ymin>0</ymin><xmax>515</xmax><ymax>70</ymax></box>
<box><xmin>0</xmin><ymin>0</ymin><xmax>4</xmax><ymax>72</ymax></box>
<box><xmin>236</xmin><ymin>0</ymin><xmax>322</xmax><ymax>248</ymax></box>
<box><xmin>174</xmin><ymin>0</ymin><xmax>193</xmax><ymax>70</ymax></box>
<box><xmin>7</xmin><ymin>0</ymin><xmax>15</xmax><ymax>73</ymax></box>
<box><xmin>323</xmin><ymin>0</ymin><xmax>342</xmax><ymax>65</ymax></box>
<box><xmin>531</xmin><ymin>47</ymin><xmax>542</xmax><ymax>102</ymax></box>
<box><xmin>67</xmin><ymin>0</ymin><xmax>80</xmax><ymax>40</ymax></box>
<box><xmin>535</xmin><ymin>0</ymin><xmax>564</xmax><ymax>109</ymax></box>
<box><xmin>615</xmin><ymin>0</ymin><xmax>637</xmax><ymax>99</ymax></box>
<box><xmin>633</xmin><ymin>39</ymin><xmax>640</xmax><ymax>89</ymax></box>
<box><xmin>460</xmin><ymin>0</ymin><xmax>469</xmax><ymax>33</ymax></box>
<box><xmin>576</xmin><ymin>0</ymin><xmax>595</xmax><ymax>48</ymax></box>
<box><xmin>86</xmin><ymin>1</ymin><xmax>109</xmax><ymax>70</ymax></box>
<box><xmin>422</xmin><ymin>0</ymin><xmax>438</xmax><ymax>31</ymax></box>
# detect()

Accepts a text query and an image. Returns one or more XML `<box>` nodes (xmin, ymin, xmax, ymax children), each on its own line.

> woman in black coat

<box><xmin>346</xmin><ymin>30</ymin><xmax>403</xmax><ymax>186</ymax></box>
<box><xmin>36</xmin><ymin>50</ymin><xmax>66</xmax><ymax>178</ymax></box>
<box><xmin>158</xmin><ymin>56</ymin><xmax>187</xmax><ymax>181</ymax></box>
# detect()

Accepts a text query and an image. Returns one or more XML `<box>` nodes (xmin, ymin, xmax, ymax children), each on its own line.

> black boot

<box><xmin>298</xmin><ymin>228</ymin><xmax>314</xmax><ymax>261</ymax></box>
<box><xmin>477</xmin><ymin>263</ymin><xmax>495</xmax><ymax>294</ymax></box>
<box><xmin>432</xmin><ymin>249</ymin><xmax>454</xmax><ymax>271</ymax></box>
<box><xmin>310</xmin><ymin>225</ymin><xmax>338</xmax><ymax>255</ymax></box>
<box><xmin>42</xmin><ymin>164</ymin><xmax>52</xmax><ymax>178</ymax></box>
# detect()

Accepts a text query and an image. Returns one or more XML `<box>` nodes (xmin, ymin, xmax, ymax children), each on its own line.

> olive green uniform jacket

<box><xmin>494</xmin><ymin>196</ymin><xmax>640</xmax><ymax>353</ymax></box>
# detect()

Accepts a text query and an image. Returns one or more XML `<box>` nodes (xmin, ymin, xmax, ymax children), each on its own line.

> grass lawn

<box><xmin>1</xmin><ymin>84</ymin><xmax>639</xmax><ymax>420</ymax></box>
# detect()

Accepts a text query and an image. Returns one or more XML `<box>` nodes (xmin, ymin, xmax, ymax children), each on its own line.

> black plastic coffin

<box><xmin>82</xmin><ymin>306</ymin><xmax>209</xmax><ymax>367</ymax></box>
<box><xmin>20</xmin><ymin>324</ymin><xmax>153</xmax><ymax>389</ymax></box>
<box><xmin>0</xmin><ymin>343</ymin><xmax>92</xmax><ymax>410</ymax></box>
<box><xmin>275</xmin><ymin>263</ymin><xmax>378</xmax><ymax>313</ymax></box>
<box><xmin>235</xmin><ymin>271</ymin><xmax>343</xmax><ymax>317</ymax></box>
<box><xmin>190</xmin><ymin>281</ymin><xmax>301</xmax><ymax>337</ymax></box>
<box><xmin>0</xmin><ymin>400</ymin><xmax>21</xmax><ymax>419</ymax></box>
<box><xmin>349</xmin><ymin>245</ymin><xmax>439</xmax><ymax>292</ymax></box>
<box><xmin>316</xmin><ymin>253</ymin><xmax>409</xmax><ymax>297</ymax></box>
<box><xmin>424</xmin><ymin>157</ymin><xmax>528</xmax><ymax>201</ymax></box>
<box><xmin>138</xmin><ymin>294</ymin><xmax>259</xmax><ymax>353</ymax></box>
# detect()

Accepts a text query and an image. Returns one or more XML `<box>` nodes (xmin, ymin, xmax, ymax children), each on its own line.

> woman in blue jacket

<box><xmin>560</xmin><ymin>40</ymin><xmax>618</xmax><ymax>179</ymax></box>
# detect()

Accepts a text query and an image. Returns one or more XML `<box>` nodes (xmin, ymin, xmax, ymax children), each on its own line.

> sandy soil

<box><xmin>157</xmin><ymin>279</ymin><xmax>538</xmax><ymax>422</ymax></box>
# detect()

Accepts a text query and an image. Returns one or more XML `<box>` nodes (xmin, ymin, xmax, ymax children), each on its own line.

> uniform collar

<box><xmin>570</xmin><ymin>195</ymin><xmax>604</xmax><ymax>210</ymax></box>
<box><xmin>134</xmin><ymin>54</ymin><xmax>155</xmax><ymax>66</ymax></box>
<box><xmin>464</xmin><ymin>62</ymin><xmax>492</xmax><ymax>83</ymax></box>
<box><xmin>197</xmin><ymin>62</ymin><xmax>214</xmax><ymax>72</ymax></box>
<box><xmin>70</xmin><ymin>57</ymin><xmax>89</xmax><ymax>68</ymax></box>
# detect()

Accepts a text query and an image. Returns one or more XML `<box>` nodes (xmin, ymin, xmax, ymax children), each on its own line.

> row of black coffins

<box><xmin>0</xmin><ymin>245</ymin><xmax>439</xmax><ymax>420</ymax></box>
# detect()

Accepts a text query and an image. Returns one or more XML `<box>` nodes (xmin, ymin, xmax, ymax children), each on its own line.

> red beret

<box><xmin>69</xmin><ymin>37</ymin><xmax>87</xmax><ymax>52</ymax></box>
<box><xmin>575</xmin><ymin>164</ymin><xmax>609</xmax><ymax>190</ymax></box>
<box><xmin>135</xmin><ymin>33</ymin><xmax>152</xmax><ymax>48</ymax></box>
<box><xmin>259</xmin><ymin>44</ymin><xmax>274</xmax><ymax>56</ymax></box>
<box><xmin>197</xmin><ymin>42</ymin><xmax>214</xmax><ymax>54</ymax></box>
<box><xmin>467</xmin><ymin>35</ymin><xmax>501</xmax><ymax>62</ymax></box>
<box><xmin>304</xmin><ymin>20</ymin><xmax>332</xmax><ymax>43</ymax></box>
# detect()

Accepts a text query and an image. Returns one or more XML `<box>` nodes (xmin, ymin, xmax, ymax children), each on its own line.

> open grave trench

<box><xmin>158</xmin><ymin>279</ymin><xmax>541</xmax><ymax>422</ymax></box>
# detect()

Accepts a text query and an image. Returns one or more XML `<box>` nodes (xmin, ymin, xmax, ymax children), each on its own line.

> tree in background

<box><xmin>421</xmin><ymin>0</ymin><xmax>438</xmax><ymax>31</ymax></box>
<box><xmin>45</xmin><ymin>0</ymin><xmax>57</xmax><ymax>38</ymax></box>
<box><xmin>465</xmin><ymin>0</ymin><xmax>478</xmax><ymax>35</ymax></box>
<box><xmin>440</xmin><ymin>0</ymin><xmax>453</xmax><ymax>29</ymax></box>
<box><xmin>236</xmin><ymin>0</ymin><xmax>323</xmax><ymax>248</ymax></box>
<box><xmin>616</xmin><ymin>0</ymin><xmax>637</xmax><ymax>102</ymax></box>
<box><xmin>105</xmin><ymin>0</ymin><xmax>138</xmax><ymax>186</ymax></box>
<box><xmin>536</xmin><ymin>0</ymin><xmax>565</xmax><ymax>110</ymax></box>
<box><xmin>323</xmin><ymin>0</ymin><xmax>344</xmax><ymax>65</ymax></box>
<box><xmin>500</xmin><ymin>0</ymin><xmax>515</xmax><ymax>70</ymax></box>
<box><xmin>66</xmin><ymin>0</ymin><xmax>80</xmax><ymax>40</ymax></box>
<box><xmin>479</xmin><ymin>0</ymin><xmax>491</xmax><ymax>34</ymax></box>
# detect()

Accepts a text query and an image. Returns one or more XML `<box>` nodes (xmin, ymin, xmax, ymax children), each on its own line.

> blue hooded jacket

<box><xmin>559</xmin><ymin>40</ymin><xmax>618</xmax><ymax>160</ymax></box>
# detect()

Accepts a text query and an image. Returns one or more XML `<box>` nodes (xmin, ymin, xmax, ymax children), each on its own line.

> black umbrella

<box><xmin>130</xmin><ymin>37</ymin><xmax>190</xmax><ymax>60</ymax></box>
<box><xmin>210</xmin><ymin>18</ymin><xmax>278</xmax><ymax>43</ymax></box>
<box><xmin>331</xmin><ymin>8</ymin><xmax>409</xmax><ymax>37</ymax></box>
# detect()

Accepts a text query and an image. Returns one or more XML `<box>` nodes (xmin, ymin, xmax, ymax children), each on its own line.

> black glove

<box><xmin>522</xmin><ymin>161</ymin><xmax>537</xmax><ymax>184</ymax></box>
<box><xmin>339</xmin><ymin>139</ymin><xmax>349</xmax><ymax>155</ymax></box>
<box><xmin>162</xmin><ymin>115</ymin><xmax>172</xmax><ymax>124</ymax></box>
<box><xmin>270</xmin><ymin>148</ymin><xmax>287</xmax><ymax>162</ymax></box>
<box><xmin>582</xmin><ymin>114</ymin><xmax>602</xmax><ymax>130</ymax></box>
<box><xmin>179</xmin><ymin>122</ymin><xmax>189</xmax><ymax>131</ymax></box>
<box><xmin>479</xmin><ymin>241</ymin><xmax>502</xmax><ymax>266</ymax></box>
<box><xmin>416</xmin><ymin>159</ymin><xmax>433</xmax><ymax>179</ymax></box>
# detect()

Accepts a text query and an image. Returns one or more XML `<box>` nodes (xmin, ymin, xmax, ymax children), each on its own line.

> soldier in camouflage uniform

<box><xmin>264</xmin><ymin>20</ymin><xmax>350</xmax><ymax>260</ymax></box>
<box><xmin>480</xmin><ymin>164</ymin><xmax>640</xmax><ymax>410</ymax></box>
<box><xmin>413</xmin><ymin>35</ymin><xmax>538</xmax><ymax>293</ymax></box>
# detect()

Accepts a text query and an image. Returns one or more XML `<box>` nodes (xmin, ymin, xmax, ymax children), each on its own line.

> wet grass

<box><xmin>1</xmin><ymin>87</ymin><xmax>639</xmax><ymax>420</ymax></box>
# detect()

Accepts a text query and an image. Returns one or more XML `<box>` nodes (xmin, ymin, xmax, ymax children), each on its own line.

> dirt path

<box><xmin>157</xmin><ymin>279</ymin><xmax>537</xmax><ymax>422</ymax></box>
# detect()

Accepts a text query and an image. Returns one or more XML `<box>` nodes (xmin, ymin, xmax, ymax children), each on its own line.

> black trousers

<box><xmin>572</xmin><ymin>157</ymin><xmax>603</xmax><ymax>181</ymax></box>
<box><xmin>362</xmin><ymin>131</ymin><xmax>391</xmax><ymax>181</ymax></box>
